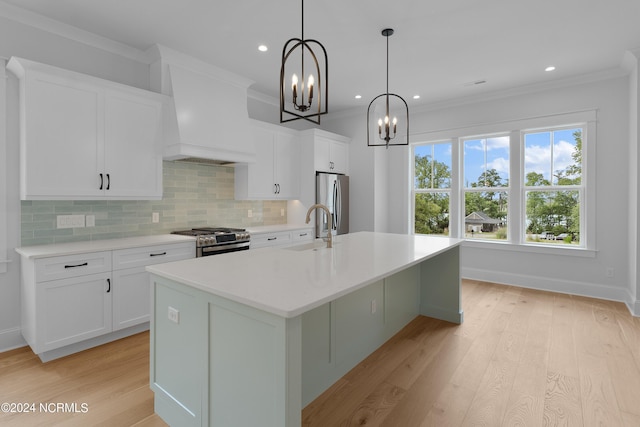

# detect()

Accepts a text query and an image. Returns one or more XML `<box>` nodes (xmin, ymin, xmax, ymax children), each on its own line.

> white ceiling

<box><xmin>2</xmin><ymin>0</ymin><xmax>640</xmax><ymax>114</ymax></box>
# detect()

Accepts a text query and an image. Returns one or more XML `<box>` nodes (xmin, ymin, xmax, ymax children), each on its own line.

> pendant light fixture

<box><xmin>280</xmin><ymin>0</ymin><xmax>328</xmax><ymax>124</ymax></box>
<box><xmin>367</xmin><ymin>28</ymin><xmax>409</xmax><ymax>147</ymax></box>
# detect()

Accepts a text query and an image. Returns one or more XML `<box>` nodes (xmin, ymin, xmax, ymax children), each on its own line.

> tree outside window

<box><xmin>463</xmin><ymin>136</ymin><xmax>509</xmax><ymax>240</ymax></box>
<box><xmin>413</xmin><ymin>143</ymin><xmax>451</xmax><ymax>235</ymax></box>
<box><xmin>524</xmin><ymin>128</ymin><xmax>582</xmax><ymax>245</ymax></box>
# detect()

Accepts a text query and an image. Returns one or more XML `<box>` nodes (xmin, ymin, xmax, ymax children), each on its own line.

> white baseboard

<box><xmin>461</xmin><ymin>267</ymin><xmax>637</xmax><ymax>316</ymax></box>
<box><xmin>625</xmin><ymin>290</ymin><xmax>640</xmax><ymax>317</ymax></box>
<box><xmin>0</xmin><ymin>327</ymin><xmax>27</xmax><ymax>353</ymax></box>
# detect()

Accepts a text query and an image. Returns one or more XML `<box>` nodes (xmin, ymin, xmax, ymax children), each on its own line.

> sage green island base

<box><xmin>146</xmin><ymin>232</ymin><xmax>462</xmax><ymax>427</ymax></box>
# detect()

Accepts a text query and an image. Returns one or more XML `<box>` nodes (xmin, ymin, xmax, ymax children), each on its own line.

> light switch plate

<box><xmin>85</xmin><ymin>215</ymin><xmax>95</xmax><ymax>227</ymax></box>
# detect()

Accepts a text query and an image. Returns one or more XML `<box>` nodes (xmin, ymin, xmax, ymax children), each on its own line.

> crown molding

<box><xmin>0</xmin><ymin>1</ymin><xmax>150</xmax><ymax>64</ymax></box>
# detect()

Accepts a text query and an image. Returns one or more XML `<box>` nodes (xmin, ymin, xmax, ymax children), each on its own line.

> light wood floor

<box><xmin>1</xmin><ymin>280</ymin><xmax>639</xmax><ymax>426</ymax></box>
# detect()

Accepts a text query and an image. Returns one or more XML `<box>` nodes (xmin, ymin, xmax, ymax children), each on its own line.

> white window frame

<box><xmin>410</xmin><ymin>109</ymin><xmax>597</xmax><ymax>258</ymax></box>
<box><xmin>411</xmin><ymin>140</ymin><xmax>454</xmax><ymax>236</ymax></box>
<box><xmin>461</xmin><ymin>133</ymin><xmax>511</xmax><ymax>242</ymax></box>
<box><xmin>0</xmin><ymin>60</ymin><xmax>8</xmax><ymax>273</ymax></box>
<box><xmin>520</xmin><ymin>124</ymin><xmax>587</xmax><ymax>249</ymax></box>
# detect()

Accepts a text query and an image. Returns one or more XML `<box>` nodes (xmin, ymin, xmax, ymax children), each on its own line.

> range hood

<box><xmin>148</xmin><ymin>45</ymin><xmax>256</xmax><ymax>164</ymax></box>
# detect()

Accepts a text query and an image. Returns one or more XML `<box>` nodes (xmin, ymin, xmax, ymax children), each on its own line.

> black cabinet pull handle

<box><xmin>99</xmin><ymin>173</ymin><xmax>103</xmax><ymax>190</ymax></box>
<box><xmin>149</xmin><ymin>252</ymin><xmax>167</xmax><ymax>257</ymax></box>
<box><xmin>64</xmin><ymin>262</ymin><xmax>88</xmax><ymax>269</ymax></box>
<box><xmin>267</xmin><ymin>237</ymin><xmax>277</xmax><ymax>241</ymax></box>
<box><xmin>106</xmin><ymin>278</ymin><xmax>111</xmax><ymax>293</ymax></box>
<box><xmin>106</xmin><ymin>174</ymin><xmax>110</xmax><ymax>190</ymax></box>
<box><xmin>299</xmin><ymin>233</ymin><xmax>308</xmax><ymax>236</ymax></box>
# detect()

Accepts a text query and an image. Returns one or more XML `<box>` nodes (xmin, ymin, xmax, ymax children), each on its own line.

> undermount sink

<box><xmin>284</xmin><ymin>241</ymin><xmax>330</xmax><ymax>251</ymax></box>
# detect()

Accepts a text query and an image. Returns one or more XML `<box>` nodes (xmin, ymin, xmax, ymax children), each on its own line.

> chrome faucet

<box><xmin>305</xmin><ymin>204</ymin><xmax>333</xmax><ymax>248</ymax></box>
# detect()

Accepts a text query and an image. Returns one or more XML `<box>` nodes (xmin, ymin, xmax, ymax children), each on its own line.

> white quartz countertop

<box><xmin>16</xmin><ymin>234</ymin><xmax>196</xmax><ymax>259</ymax></box>
<box><xmin>147</xmin><ymin>231</ymin><xmax>462</xmax><ymax>318</ymax></box>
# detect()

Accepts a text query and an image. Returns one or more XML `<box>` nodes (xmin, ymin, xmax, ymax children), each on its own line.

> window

<box><xmin>410</xmin><ymin>111</ymin><xmax>593</xmax><ymax>252</ymax></box>
<box><xmin>463</xmin><ymin>135</ymin><xmax>509</xmax><ymax>240</ymax></box>
<box><xmin>523</xmin><ymin>127</ymin><xmax>583</xmax><ymax>246</ymax></box>
<box><xmin>412</xmin><ymin>142</ymin><xmax>452</xmax><ymax>235</ymax></box>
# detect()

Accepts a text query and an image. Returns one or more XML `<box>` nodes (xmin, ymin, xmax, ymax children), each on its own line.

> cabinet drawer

<box><xmin>112</xmin><ymin>242</ymin><xmax>195</xmax><ymax>270</ymax></box>
<box><xmin>35</xmin><ymin>252</ymin><xmax>111</xmax><ymax>282</ymax></box>
<box><xmin>292</xmin><ymin>229</ymin><xmax>314</xmax><ymax>242</ymax></box>
<box><xmin>251</xmin><ymin>231</ymin><xmax>292</xmax><ymax>248</ymax></box>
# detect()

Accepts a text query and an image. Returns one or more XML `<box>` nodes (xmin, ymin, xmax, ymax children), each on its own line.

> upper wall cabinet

<box><xmin>7</xmin><ymin>57</ymin><xmax>165</xmax><ymax>200</ymax></box>
<box><xmin>235</xmin><ymin>120</ymin><xmax>301</xmax><ymax>200</ymax></box>
<box><xmin>302</xmin><ymin>129</ymin><xmax>350</xmax><ymax>175</ymax></box>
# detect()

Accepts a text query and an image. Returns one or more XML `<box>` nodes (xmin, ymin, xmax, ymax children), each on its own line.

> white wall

<box><xmin>627</xmin><ymin>51</ymin><xmax>640</xmax><ymax>314</ymax></box>
<box><xmin>0</xmin><ymin>16</ymin><xmax>152</xmax><ymax>351</ymax></box>
<box><xmin>326</xmin><ymin>74</ymin><xmax>638</xmax><ymax>312</ymax></box>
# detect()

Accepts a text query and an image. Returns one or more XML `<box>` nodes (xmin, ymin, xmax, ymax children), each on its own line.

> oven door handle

<box><xmin>200</xmin><ymin>241</ymin><xmax>250</xmax><ymax>255</ymax></box>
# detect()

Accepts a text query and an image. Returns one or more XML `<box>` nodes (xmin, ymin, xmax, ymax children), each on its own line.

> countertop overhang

<box><xmin>146</xmin><ymin>231</ymin><xmax>462</xmax><ymax>318</ymax></box>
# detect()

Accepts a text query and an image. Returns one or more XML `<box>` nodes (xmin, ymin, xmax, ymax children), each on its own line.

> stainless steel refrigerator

<box><xmin>316</xmin><ymin>172</ymin><xmax>349</xmax><ymax>238</ymax></box>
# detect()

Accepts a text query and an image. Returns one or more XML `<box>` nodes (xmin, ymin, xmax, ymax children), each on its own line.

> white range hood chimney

<box><xmin>148</xmin><ymin>45</ymin><xmax>256</xmax><ymax>164</ymax></box>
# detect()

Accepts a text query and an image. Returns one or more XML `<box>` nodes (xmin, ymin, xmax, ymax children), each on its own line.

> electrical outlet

<box><xmin>152</xmin><ymin>212</ymin><xmax>160</xmax><ymax>223</ymax></box>
<box><xmin>85</xmin><ymin>215</ymin><xmax>95</xmax><ymax>227</ymax></box>
<box><xmin>168</xmin><ymin>306</ymin><xmax>180</xmax><ymax>324</ymax></box>
<box><xmin>248</xmin><ymin>209</ymin><xmax>253</xmax><ymax>218</ymax></box>
<box><xmin>606</xmin><ymin>267</ymin><xmax>615</xmax><ymax>278</ymax></box>
<box><xmin>56</xmin><ymin>215</ymin><xmax>85</xmax><ymax>229</ymax></box>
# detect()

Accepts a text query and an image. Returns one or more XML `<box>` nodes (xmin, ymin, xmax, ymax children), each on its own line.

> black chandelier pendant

<box><xmin>280</xmin><ymin>0</ymin><xmax>328</xmax><ymax>124</ymax></box>
<box><xmin>367</xmin><ymin>28</ymin><xmax>409</xmax><ymax>148</ymax></box>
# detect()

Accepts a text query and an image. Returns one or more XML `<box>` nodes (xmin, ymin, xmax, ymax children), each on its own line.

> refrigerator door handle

<box><xmin>334</xmin><ymin>179</ymin><xmax>341</xmax><ymax>231</ymax></box>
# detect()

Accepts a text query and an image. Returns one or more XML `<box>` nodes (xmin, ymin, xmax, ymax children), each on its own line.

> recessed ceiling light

<box><xmin>258</xmin><ymin>45</ymin><xmax>268</xmax><ymax>52</ymax></box>
<box><xmin>413</xmin><ymin>95</ymin><xmax>420</xmax><ymax>100</ymax></box>
<box><xmin>545</xmin><ymin>66</ymin><xmax>556</xmax><ymax>72</ymax></box>
<box><xmin>355</xmin><ymin>95</ymin><xmax>362</xmax><ymax>99</ymax></box>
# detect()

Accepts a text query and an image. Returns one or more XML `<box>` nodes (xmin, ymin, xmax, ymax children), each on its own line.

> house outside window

<box><xmin>410</xmin><ymin>111</ymin><xmax>594</xmax><ymax>253</ymax></box>
<box><xmin>463</xmin><ymin>135</ymin><xmax>509</xmax><ymax>241</ymax></box>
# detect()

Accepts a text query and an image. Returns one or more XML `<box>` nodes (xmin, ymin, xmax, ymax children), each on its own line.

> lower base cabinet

<box><xmin>19</xmin><ymin>240</ymin><xmax>195</xmax><ymax>362</ymax></box>
<box><xmin>40</xmin><ymin>272</ymin><xmax>112</xmax><ymax>352</ymax></box>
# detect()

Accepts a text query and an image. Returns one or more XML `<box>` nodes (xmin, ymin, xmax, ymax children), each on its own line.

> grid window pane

<box><xmin>464</xmin><ymin>191</ymin><xmax>508</xmax><ymax>240</ymax></box>
<box><xmin>524</xmin><ymin>128</ymin><xmax>582</xmax><ymax>186</ymax></box>
<box><xmin>464</xmin><ymin>136</ymin><xmax>509</xmax><ymax>188</ymax></box>
<box><xmin>525</xmin><ymin>190</ymin><xmax>580</xmax><ymax>244</ymax></box>
<box><xmin>414</xmin><ymin>193</ymin><xmax>450</xmax><ymax>235</ymax></box>
<box><xmin>414</xmin><ymin>143</ymin><xmax>452</xmax><ymax>189</ymax></box>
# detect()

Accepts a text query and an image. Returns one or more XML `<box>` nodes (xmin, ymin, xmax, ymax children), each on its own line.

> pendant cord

<box><xmin>385</xmin><ymin>32</ymin><xmax>389</xmax><ymax>120</ymax></box>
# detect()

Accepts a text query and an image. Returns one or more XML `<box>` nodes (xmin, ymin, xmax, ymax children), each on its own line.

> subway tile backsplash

<box><xmin>20</xmin><ymin>161</ymin><xmax>287</xmax><ymax>246</ymax></box>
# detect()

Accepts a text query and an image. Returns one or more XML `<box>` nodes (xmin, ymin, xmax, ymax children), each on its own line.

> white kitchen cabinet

<box><xmin>311</xmin><ymin>132</ymin><xmax>350</xmax><ymax>174</ymax></box>
<box><xmin>295</xmin><ymin>129</ymin><xmax>351</xmax><ymax>213</ymax></box>
<box><xmin>235</xmin><ymin>120</ymin><xmax>300</xmax><ymax>200</ymax></box>
<box><xmin>38</xmin><ymin>272</ymin><xmax>112</xmax><ymax>353</ymax></box>
<box><xmin>19</xmin><ymin>239</ymin><xmax>195</xmax><ymax>361</ymax></box>
<box><xmin>250</xmin><ymin>226</ymin><xmax>314</xmax><ymax>249</ymax></box>
<box><xmin>7</xmin><ymin>57</ymin><xmax>164</xmax><ymax>200</ymax></box>
<box><xmin>111</xmin><ymin>242</ymin><xmax>195</xmax><ymax>330</ymax></box>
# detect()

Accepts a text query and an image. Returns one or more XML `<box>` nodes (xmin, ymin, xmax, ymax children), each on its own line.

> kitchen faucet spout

<box><xmin>305</xmin><ymin>204</ymin><xmax>333</xmax><ymax>248</ymax></box>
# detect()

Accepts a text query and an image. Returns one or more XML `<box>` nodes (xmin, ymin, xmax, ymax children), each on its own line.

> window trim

<box><xmin>410</xmin><ymin>109</ymin><xmax>597</xmax><ymax>256</ymax></box>
<box><xmin>0</xmin><ymin>60</ymin><xmax>8</xmax><ymax>273</ymax></box>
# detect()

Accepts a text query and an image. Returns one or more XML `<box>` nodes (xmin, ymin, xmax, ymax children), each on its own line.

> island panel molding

<box><xmin>147</xmin><ymin>232</ymin><xmax>462</xmax><ymax>426</ymax></box>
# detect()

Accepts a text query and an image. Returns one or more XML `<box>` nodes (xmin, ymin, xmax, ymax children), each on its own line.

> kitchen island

<box><xmin>146</xmin><ymin>231</ymin><xmax>462</xmax><ymax>427</ymax></box>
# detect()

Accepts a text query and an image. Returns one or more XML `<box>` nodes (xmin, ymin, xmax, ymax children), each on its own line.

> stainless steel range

<box><xmin>171</xmin><ymin>227</ymin><xmax>250</xmax><ymax>257</ymax></box>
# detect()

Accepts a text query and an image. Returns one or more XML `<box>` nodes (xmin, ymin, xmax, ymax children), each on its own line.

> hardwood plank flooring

<box><xmin>1</xmin><ymin>280</ymin><xmax>638</xmax><ymax>426</ymax></box>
